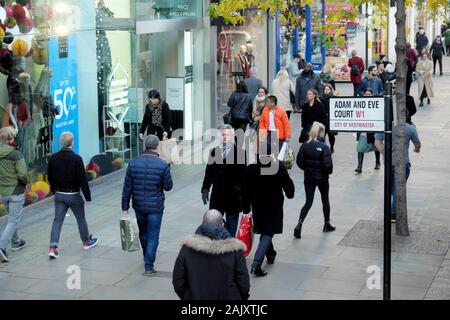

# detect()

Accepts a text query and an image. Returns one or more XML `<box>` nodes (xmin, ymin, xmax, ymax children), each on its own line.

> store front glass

<box><xmin>324</xmin><ymin>1</ymin><xmax>361</xmax><ymax>82</ymax></box>
<box><xmin>216</xmin><ymin>10</ymin><xmax>268</xmax><ymax>117</ymax></box>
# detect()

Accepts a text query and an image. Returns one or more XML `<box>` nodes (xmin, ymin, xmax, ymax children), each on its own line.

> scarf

<box><xmin>149</xmin><ymin>100</ymin><xmax>163</xmax><ymax>128</ymax></box>
<box><xmin>254</xmin><ymin>95</ymin><xmax>266</xmax><ymax>114</ymax></box>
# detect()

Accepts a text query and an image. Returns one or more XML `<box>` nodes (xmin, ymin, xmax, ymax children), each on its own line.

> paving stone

<box><xmin>0</xmin><ymin>277</ymin><xmax>41</xmax><ymax>292</ymax></box>
<box><xmin>0</xmin><ymin>290</ymin><xmax>31</xmax><ymax>300</ymax></box>
<box><xmin>23</xmin><ymin>280</ymin><xmax>97</xmax><ymax>298</ymax></box>
<box><xmin>301</xmin><ymin>291</ymin><xmax>370</xmax><ymax>300</ymax></box>
<box><xmin>297</xmin><ymin>278</ymin><xmax>366</xmax><ymax>295</ymax></box>
<box><xmin>249</xmin><ymin>287</ymin><xmax>305</xmax><ymax>300</ymax></box>
<box><xmin>80</xmin><ymin>285</ymin><xmax>156</xmax><ymax>300</ymax></box>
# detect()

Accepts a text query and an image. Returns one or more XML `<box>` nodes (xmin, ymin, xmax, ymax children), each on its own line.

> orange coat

<box><xmin>259</xmin><ymin>106</ymin><xmax>291</xmax><ymax>140</ymax></box>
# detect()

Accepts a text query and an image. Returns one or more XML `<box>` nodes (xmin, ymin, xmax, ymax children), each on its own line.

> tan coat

<box><xmin>416</xmin><ymin>58</ymin><xmax>435</xmax><ymax>98</ymax></box>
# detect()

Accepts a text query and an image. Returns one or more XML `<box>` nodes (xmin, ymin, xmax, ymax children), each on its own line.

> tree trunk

<box><xmin>394</xmin><ymin>0</ymin><xmax>410</xmax><ymax>236</ymax></box>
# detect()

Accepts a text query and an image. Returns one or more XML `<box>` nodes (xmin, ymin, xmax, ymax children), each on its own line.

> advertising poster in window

<box><xmin>49</xmin><ymin>34</ymin><xmax>79</xmax><ymax>153</ymax></box>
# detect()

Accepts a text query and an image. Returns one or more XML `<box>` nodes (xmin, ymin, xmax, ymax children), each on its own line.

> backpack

<box><xmin>351</xmin><ymin>63</ymin><xmax>360</xmax><ymax>76</ymax></box>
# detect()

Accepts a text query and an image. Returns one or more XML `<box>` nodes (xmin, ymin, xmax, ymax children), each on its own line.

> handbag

<box><xmin>119</xmin><ymin>213</ymin><xmax>141</xmax><ymax>252</ymax></box>
<box><xmin>283</xmin><ymin>143</ymin><xmax>294</xmax><ymax>170</ymax></box>
<box><xmin>356</xmin><ymin>135</ymin><xmax>376</xmax><ymax>153</ymax></box>
<box><xmin>299</xmin><ymin>128</ymin><xmax>308</xmax><ymax>143</ymax></box>
<box><xmin>236</xmin><ymin>213</ymin><xmax>253</xmax><ymax>257</ymax></box>
<box><xmin>223</xmin><ymin>111</ymin><xmax>231</xmax><ymax>125</ymax></box>
<box><xmin>158</xmin><ymin>137</ymin><xmax>179</xmax><ymax>164</ymax></box>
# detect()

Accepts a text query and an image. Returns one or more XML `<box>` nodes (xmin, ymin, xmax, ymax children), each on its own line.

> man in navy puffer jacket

<box><xmin>122</xmin><ymin>135</ymin><xmax>173</xmax><ymax>275</ymax></box>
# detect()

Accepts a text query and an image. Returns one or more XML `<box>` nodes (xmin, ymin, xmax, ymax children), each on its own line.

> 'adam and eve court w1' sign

<box><xmin>329</xmin><ymin>97</ymin><xmax>385</xmax><ymax>132</ymax></box>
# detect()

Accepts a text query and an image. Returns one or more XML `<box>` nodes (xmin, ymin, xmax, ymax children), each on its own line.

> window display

<box><xmin>216</xmin><ymin>10</ymin><xmax>267</xmax><ymax>115</ymax></box>
<box><xmin>0</xmin><ymin>0</ymin><xmax>55</xmax><ymax>209</ymax></box>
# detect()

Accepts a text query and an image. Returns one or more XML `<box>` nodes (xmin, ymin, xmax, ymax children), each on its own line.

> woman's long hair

<box><xmin>308</xmin><ymin>89</ymin><xmax>321</xmax><ymax>103</ymax></box>
<box><xmin>308</xmin><ymin>121</ymin><xmax>326</xmax><ymax>143</ymax></box>
<box><xmin>273</xmin><ymin>69</ymin><xmax>289</xmax><ymax>87</ymax></box>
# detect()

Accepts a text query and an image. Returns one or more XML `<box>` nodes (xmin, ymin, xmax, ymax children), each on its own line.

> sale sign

<box><xmin>329</xmin><ymin>97</ymin><xmax>385</xmax><ymax>132</ymax></box>
<box><xmin>49</xmin><ymin>34</ymin><xmax>79</xmax><ymax>153</ymax></box>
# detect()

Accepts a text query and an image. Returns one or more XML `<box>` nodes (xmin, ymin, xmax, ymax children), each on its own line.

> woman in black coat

<box><xmin>299</xmin><ymin>89</ymin><xmax>326</xmax><ymax>143</ymax></box>
<box><xmin>139</xmin><ymin>89</ymin><xmax>172</xmax><ymax>141</ymax></box>
<box><xmin>429</xmin><ymin>35</ymin><xmax>446</xmax><ymax>75</ymax></box>
<box><xmin>227</xmin><ymin>81</ymin><xmax>254</xmax><ymax>132</ymax></box>
<box><xmin>294</xmin><ymin>121</ymin><xmax>335</xmax><ymax>239</ymax></box>
<box><xmin>242</xmin><ymin>142</ymin><xmax>295</xmax><ymax>277</ymax></box>
<box><xmin>321</xmin><ymin>83</ymin><xmax>337</xmax><ymax>153</ymax></box>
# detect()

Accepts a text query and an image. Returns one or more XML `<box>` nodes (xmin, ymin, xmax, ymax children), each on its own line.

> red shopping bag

<box><xmin>236</xmin><ymin>213</ymin><xmax>253</xmax><ymax>257</ymax></box>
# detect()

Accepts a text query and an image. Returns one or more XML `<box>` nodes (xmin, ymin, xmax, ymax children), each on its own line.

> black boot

<box><xmin>323</xmin><ymin>222</ymin><xmax>336</xmax><ymax>232</ymax></box>
<box><xmin>427</xmin><ymin>98</ymin><xmax>430</xmax><ymax>105</ymax></box>
<box><xmin>355</xmin><ymin>153</ymin><xmax>363</xmax><ymax>174</ymax></box>
<box><xmin>266</xmin><ymin>250</ymin><xmax>277</xmax><ymax>265</ymax></box>
<box><xmin>375</xmin><ymin>151</ymin><xmax>381</xmax><ymax>170</ymax></box>
<box><xmin>250</xmin><ymin>266</ymin><xmax>268</xmax><ymax>277</ymax></box>
<box><xmin>419</xmin><ymin>100</ymin><xmax>424</xmax><ymax>107</ymax></box>
<box><xmin>294</xmin><ymin>222</ymin><xmax>302</xmax><ymax>239</ymax></box>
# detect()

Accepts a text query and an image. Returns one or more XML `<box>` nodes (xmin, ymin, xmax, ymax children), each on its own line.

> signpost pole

<box><xmin>383</xmin><ymin>82</ymin><xmax>393</xmax><ymax>300</ymax></box>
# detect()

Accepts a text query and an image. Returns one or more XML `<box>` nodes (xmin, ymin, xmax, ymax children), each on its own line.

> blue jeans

<box><xmin>252</xmin><ymin>234</ymin><xmax>275</xmax><ymax>269</ymax></box>
<box><xmin>224</xmin><ymin>212</ymin><xmax>239</xmax><ymax>237</ymax></box>
<box><xmin>50</xmin><ymin>193</ymin><xmax>90</xmax><ymax>247</ymax></box>
<box><xmin>135</xmin><ymin>212</ymin><xmax>163</xmax><ymax>271</ymax></box>
<box><xmin>0</xmin><ymin>194</ymin><xmax>25</xmax><ymax>251</ymax></box>
<box><xmin>391</xmin><ymin>163</ymin><xmax>411</xmax><ymax>216</ymax></box>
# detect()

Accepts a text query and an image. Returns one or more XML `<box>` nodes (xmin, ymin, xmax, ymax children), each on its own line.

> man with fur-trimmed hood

<box><xmin>172</xmin><ymin>210</ymin><xmax>250</xmax><ymax>300</ymax></box>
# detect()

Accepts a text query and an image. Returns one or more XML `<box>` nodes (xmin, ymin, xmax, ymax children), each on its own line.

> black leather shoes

<box><xmin>266</xmin><ymin>251</ymin><xmax>277</xmax><ymax>265</ymax></box>
<box><xmin>250</xmin><ymin>267</ymin><xmax>268</xmax><ymax>277</ymax></box>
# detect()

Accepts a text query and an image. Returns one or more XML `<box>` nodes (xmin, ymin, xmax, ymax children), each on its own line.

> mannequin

<box><xmin>17</xmin><ymin>72</ymin><xmax>36</xmax><ymax>164</ymax></box>
<box><xmin>245</xmin><ymin>41</ymin><xmax>255</xmax><ymax>69</ymax></box>
<box><xmin>233</xmin><ymin>44</ymin><xmax>250</xmax><ymax>82</ymax></box>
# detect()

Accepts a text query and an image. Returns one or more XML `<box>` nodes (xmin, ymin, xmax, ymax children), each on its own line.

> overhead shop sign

<box><xmin>329</xmin><ymin>97</ymin><xmax>385</xmax><ymax>132</ymax></box>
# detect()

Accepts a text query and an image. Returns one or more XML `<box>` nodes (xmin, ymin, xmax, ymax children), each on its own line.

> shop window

<box><xmin>0</xmin><ymin>1</ymin><xmax>56</xmax><ymax>209</ymax></box>
<box><xmin>216</xmin><ymin>10</ymin><xmax>268</xmax><ymax>114</ymax></box>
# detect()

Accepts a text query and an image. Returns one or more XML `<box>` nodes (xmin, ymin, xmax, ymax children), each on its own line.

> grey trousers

<box><xmin>49</xmin><ymin>193</ymin><xmax>90</xmax><ymax>248</ymax></box>
<box><xmin>0</xmin><ymin>194</ymin><xmax>25</xmax><ymax>250</ymax></box>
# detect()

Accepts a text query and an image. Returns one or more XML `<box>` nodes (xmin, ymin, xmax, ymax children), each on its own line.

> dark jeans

<box><xmin>353</xmin><ymin>83</ymin><xmax>359</xmax><ymax>97</ymax></box>
<box><xmin>391</xmin><ymin>164</ymin><xmax>411</xmax><ymax>216</ymax></box>
<box><xmin>299</xmin><ymin>179</ymin><xmax>331</xmax><ymax>224</ymax></box>
<box><xmin>135</xmin><ymin>211</ymin><xmax>163</xmax><ymax>271</ymax></box>
<box><xmin>224</xmin><ymin>211</ymin><xmax>240</xmax><ymax>237</ymax></box>
<box><xmin>252</xmin><ymin>234</ymin><xmax>275</xmax><ymax>269</ymax></box>
<box><xmin>327</xmin><ymin>132</ymin><xmax>336</xmax><ymax>151</ymax></box>
<box><xmin>50</xmin><ymin>193</ymin><xmax>90</xmax><ymax>248</ymax></box>
<box><xmin>433</xmin><ymin>56</ymin><xmax>443</xmax><ymax>74</ymax></box>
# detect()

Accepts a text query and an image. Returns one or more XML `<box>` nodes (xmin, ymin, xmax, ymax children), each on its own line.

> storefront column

<box><xmin>388</xmin><ymin>6</ymin><xmax>397</xmax><ymax>63</ymax></box>
<box><xmin>76</xmin><ymin>0</ymin><xmax>100</xmax><ymax>163</ymax></box>
<box><xmin>305</xmin><ymin>5</ymin><xmax>312</xmax><ymax>62</ymax></box>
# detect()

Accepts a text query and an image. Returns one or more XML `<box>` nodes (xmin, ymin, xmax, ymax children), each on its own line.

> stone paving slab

<box><xmin>338</xmin><ymin>220</ymin><xmax>450</xmax><ymax>256</ymax></box>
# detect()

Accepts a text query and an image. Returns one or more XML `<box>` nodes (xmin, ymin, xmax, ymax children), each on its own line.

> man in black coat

<box><xmin>172</xmin><ymin>209</ymin><xmax>250</xmax><ymax>300</ymax></box>
<box><xmin>201</xmin><ymin>125</ymin><xmax>246</xmax><ymax>237</ymax></box>
<box><xmin>47</xmin><ymin>132</ymin><xmax>98</xmax><ymax>259</ymax></box>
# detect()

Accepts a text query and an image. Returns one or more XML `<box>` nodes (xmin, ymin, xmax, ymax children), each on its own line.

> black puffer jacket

<box><xmin>172</xmin><ymin>223</ymin><xmax>250</xmax><ymax>300</ymax></box>
<box><xmin>296</xmin><ymin>140</ymin><xmax>333</xmax><ymax>180</ymax></box>
<box><xmin>227</xmin><ymin>91</ymin><xmax>254</xmax><ymax>121</ymax></box>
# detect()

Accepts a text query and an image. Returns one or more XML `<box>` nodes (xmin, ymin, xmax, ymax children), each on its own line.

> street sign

<box><xmin>329</xmin><ymin>96</ymin><xmax>385</xmax><ymax>132</ymax></box>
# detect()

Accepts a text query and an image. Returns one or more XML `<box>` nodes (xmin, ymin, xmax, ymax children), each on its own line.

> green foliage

<box><xmin>208</xmin><ymin>0</ymin><xmax>449</xmax><ymax>47</ymax></box>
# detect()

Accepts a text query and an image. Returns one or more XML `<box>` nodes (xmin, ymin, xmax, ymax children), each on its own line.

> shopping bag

<box><xmin>236</xmin><ymin>213</ymin><xmax>253</xmax><ymax>257</ymax></box>
<box><xmin>119</xmin><ymin>214</ymin><xmax>141</xmax><ymax>252</ymax></box>
<box><xmin>158</xmin><ymin>137</ymin><xmax>179</xmax><ymax>164</ymax></box>
<box><xmin>278</xmin><ymin>142</ymin><xmax>294</xmax><ymax>170</ymax></box>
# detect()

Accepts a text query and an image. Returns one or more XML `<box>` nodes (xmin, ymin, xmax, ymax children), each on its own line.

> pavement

<box><xmin>1</xmin><ymin>57</ymin><xmax>450</xmax><ymax>300</ymax></box>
